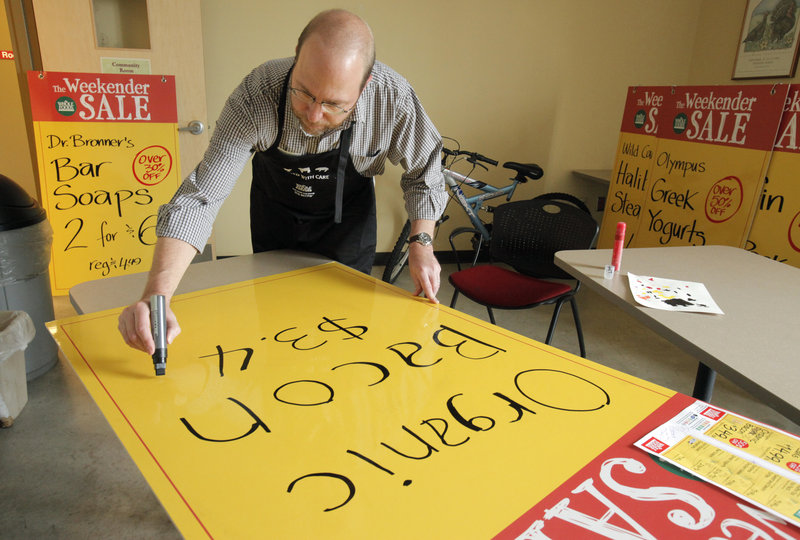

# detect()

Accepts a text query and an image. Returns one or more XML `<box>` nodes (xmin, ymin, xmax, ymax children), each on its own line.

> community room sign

<box><xmin>28</xmin><ymin>71</ymin><xmax>180</xmax><ymax>294</ymax></box>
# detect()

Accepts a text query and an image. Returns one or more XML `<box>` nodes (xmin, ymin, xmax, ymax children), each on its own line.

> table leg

<box><xmin>692</xmin><ymin>362</ymin><xmax>717</xmax><ymax>402</ymax></box>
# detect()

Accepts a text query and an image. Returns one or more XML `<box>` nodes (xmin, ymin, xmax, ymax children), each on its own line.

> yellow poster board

<box><xmin>634</xmin><ymin>140</ymin><xmax>769</xmax><ymax>247</ymax></box>
<box><xmin>747</xmin><ymin>85</ymin><xmax>800</xmax><ymax>267</ymax></box>
<box><xmin>27</xmin><ymin>72</ymin><xmax>180</xmax><ymax>294</ymax></box>
<box><xmin>597</xmin><ymin>86</ymin><xmax>670</xmax><ymax>249</ymax></box>
<box><xmin>48</xmin><ymin>264</ymin><xmax>675</xmax><ymax>538</ymax></box>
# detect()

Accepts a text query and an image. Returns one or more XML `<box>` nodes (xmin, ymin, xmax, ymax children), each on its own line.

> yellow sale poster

<box><xmin>597</xmin><ymin>86</ymin><xmax>671</xmax><ymax>249</ymax></box>
<box><xmin>631</xmin><ymin>85</ymin><xmax>787</xmax><ymax>248</ymax></box>
<box><xmin>27</xmin><ymin>71</ymin><xmax>180</xmax><ymax>294</ymax></box>
<box><xmin>747</xmin><ymin>85</ymin><xmax>800</xmax><ymax>267</ymax></box>
<box><xmin>47</xmin><ymin>264</ymin><xmax>675</xmax><ymax>539</ymax></box>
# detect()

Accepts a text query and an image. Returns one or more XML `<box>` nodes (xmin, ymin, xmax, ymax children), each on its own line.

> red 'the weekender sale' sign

<box><xmin>28</xmin><ymin>72</ymin><xmax>177</xmax><ymax>123</ymax></box>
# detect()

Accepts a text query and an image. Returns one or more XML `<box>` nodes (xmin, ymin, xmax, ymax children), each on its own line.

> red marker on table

<box><xmin>611</xmin><ymin>221</ymin><xmax>626</xmax><ymax>272</ymax></box>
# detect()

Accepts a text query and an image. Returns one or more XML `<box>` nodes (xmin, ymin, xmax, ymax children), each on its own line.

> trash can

<box><xmin>0</xmin><ymin>311</ymin><xmax>35</xmax><ymax>427</ymax></box>
<box><xmin>0</xmin><ymin>174</ymin><xmax>58</xmax><ymax>380</ymax></box>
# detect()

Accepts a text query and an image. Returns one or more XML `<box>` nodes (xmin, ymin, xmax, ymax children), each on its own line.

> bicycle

<box><xmin>381</xmin><ymin>142</ymin><xmax>543</xmax><ymax>283</ymax></box>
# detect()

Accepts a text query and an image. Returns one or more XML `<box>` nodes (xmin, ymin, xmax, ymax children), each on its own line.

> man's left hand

<box><xmin>408</xmin><ymin>242</ymin><xmax>441</xmax><ymax>303</ymax></box>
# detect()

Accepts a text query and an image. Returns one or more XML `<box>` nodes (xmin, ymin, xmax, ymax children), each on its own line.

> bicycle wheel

<box><xmin>382</xmin><ymin>219</ymin><xmax>412</xmax><ymax>283</ymax></box>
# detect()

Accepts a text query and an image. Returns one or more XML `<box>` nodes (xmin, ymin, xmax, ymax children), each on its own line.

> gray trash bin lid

<box><xmin>0</xmin><ymin>174</ymin><xmax>46</xmax><ymax>232</ymax></box>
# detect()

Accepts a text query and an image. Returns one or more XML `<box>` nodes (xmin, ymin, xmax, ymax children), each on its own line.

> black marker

<box><xmin>150</xmin><ymin>294</ymin><xmax>167</xmax><ymax>376</ymax></box>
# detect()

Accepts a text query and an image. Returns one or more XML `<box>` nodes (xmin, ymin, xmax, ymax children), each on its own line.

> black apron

<box><xmin>250</xmin><ymin>70</ymin><xmax>377</xmax><ymax>273</ymax></box>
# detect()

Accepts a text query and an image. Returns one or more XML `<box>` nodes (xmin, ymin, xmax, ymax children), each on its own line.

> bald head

<box><xmin>296</xmin><ymin>9</ymin><xmax>375</xmax><ymax>87</ymax></box>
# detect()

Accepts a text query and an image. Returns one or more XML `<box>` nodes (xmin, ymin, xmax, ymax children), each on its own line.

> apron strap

<box><xmin>334</xmin><ymin>126</ymin><xmax>353</xmax><ymax>224</ymax></box>
<box><xmin>272</xmin><ymin>63</ymin><xmax>352</xmax><ymax>224</ymax></box>
<box><xmin>268</xmin><ymin>65</ymin><xmax>292</xmax><ymax>153</ymax></box>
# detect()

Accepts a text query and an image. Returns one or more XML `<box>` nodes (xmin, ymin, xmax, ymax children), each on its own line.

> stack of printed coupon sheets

<box><xmin>636</xmin><ymin>401</ymin><xmax>800</xmax><ymax>525</ymax></box>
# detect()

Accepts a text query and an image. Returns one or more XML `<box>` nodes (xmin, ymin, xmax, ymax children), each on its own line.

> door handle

<box><xmin>178</xmin><ymin>120</ymin><xmax>205</xmax><ymax>135</ymax></box>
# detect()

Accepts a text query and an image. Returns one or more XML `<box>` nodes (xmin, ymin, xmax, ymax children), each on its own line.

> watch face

<box><xmin>410</xmin><ymin>232</ymin><xmax>432</xmax><ymax>246</ymax></box>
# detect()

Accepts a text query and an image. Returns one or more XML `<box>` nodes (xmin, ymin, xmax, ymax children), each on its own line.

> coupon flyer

<box><xmin>636</xmin><ymin>402</ymin><xmax>800</xmax><ymax>527</ymax></box>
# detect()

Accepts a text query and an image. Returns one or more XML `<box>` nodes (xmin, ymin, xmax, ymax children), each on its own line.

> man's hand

<box><xmin>117</xmin><ymin>236</ymin><xmax>196</xmax><ymax>353</ymax></box>
<box><xmin>118</xmin><ymin>298</ymin><xmax>181</xmax><ymax>354</ymax></box>
<box><xmin>406</xmin><ymin>219</ymin><xmax>440</xmax><ymax>303</ymax></box>
<box><xmin>408</xmin><ymin>241</ymin><xmax>441</xmax><ymax>303</ymax></box>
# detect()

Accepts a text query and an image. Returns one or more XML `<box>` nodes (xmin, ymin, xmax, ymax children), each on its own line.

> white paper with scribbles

<box><xmin>627</xmin><ymin>273</ymin><xmax>724</xmax><ymax>314</ymax></box>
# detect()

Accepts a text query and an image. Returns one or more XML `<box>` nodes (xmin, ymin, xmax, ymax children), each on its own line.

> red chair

<box><xmin>448</xmin><ymin>196</ymin><xmax>599</xmax><ymax>357</ymax></box>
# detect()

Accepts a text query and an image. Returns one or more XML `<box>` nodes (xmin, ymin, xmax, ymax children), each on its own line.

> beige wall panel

<box><xmin>200</xmin><ymin>0</ymin><xmax>703</xmax><ymax>256</ymax></box>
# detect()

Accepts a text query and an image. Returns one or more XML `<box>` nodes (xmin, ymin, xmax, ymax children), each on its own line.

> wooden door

<box><xmin>31</xmin><ymin>0</ymin><xmax>212</xmax><ymax>256</ymax></box>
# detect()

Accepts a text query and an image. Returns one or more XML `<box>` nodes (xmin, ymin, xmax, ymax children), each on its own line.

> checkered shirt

<box><xmin>156</xmin><ymin>57</ymin><xmax>446</xmax><ymax>251</ymax></box>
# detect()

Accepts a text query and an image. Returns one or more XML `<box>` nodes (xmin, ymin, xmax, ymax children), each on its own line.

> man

<box><xmin>119</xmin><ymin>9</ymin><xmax>446</xmax><ymax>353</ymax></box>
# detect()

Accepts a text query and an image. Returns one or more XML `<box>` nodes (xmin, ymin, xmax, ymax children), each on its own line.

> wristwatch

<box><xmin>408</xmin><ymin>232</ymin><xmax>433</xmax><ymax>246</ymax></box>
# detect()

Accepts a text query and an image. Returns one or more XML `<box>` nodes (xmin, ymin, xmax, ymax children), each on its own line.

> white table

<box><xmin>555</xmin><ymin>245</ymin><xmax>800</xmax><ymax>424</ymax></box>
<box><xmin>572</xmin><ymin>168</ymin><xmax>611</xmax><ymax>187</ymax></box>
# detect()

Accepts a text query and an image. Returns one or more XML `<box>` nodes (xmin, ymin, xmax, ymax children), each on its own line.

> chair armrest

<box><xmin>448</xmin><ymin>227</ymin><xmax>484</xmax><ymax>271</ymax></box>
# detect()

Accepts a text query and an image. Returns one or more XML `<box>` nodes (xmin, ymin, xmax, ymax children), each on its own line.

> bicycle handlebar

<box><xmin>443</xmin><ymin>147</ymin><xmax>498</xmax><ymax>167</ymax></box>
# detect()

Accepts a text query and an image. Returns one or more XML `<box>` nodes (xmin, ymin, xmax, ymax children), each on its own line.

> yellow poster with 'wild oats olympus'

<box><xmin>631</xmin><ymin>85</ymin><xmax>787</xmax><ymax>248</ymax></box>
<box><xmin>27</xmin><ymin>71</ymin><xmax>180</xmax><ymax>294</ymax></box>
<box><xmin>747</xmin><ymin>84</ymin><xmax>800</xmax><ymax>268</ymax></box>
<box><xmin>597</xmin><ymin>86</ymin><xmax>671</xmax><ymax>249</ymax></box>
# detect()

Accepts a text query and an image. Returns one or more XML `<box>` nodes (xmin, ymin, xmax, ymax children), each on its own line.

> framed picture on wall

<box><xmin>733</xmin><ymin>0</ymin><xmax>800</xmax><ymax>79</ymax></box>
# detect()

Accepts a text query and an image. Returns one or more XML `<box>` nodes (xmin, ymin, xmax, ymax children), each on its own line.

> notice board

<box><xmin>599</xmin><ymin>85</ymin><xmax>787</xmax><ymax>250</ymax></box>
<box><xmin>28</xmin><ymin>71</ymin><xmax>180</xmax><ymax>294</ymax></box>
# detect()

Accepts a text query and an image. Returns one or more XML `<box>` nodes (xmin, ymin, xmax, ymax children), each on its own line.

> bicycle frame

<box><xmin>381</xmin><ymin>147</ymin><xmax>533</xmax><ymax>284</ymax></box>
<box><xmin>442</xmin><ymin>168</ymin><xmax>521</xmax><ymax>241</ymax></box>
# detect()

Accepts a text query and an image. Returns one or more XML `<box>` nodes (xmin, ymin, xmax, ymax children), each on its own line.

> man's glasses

<box><xmin>289</xmin><ymin>87</ymin><xmax>353</xmax><ymax>115</ymax></box>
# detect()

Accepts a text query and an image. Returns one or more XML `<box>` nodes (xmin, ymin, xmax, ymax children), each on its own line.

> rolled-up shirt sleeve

<box><xmin>388</xmin><ymin>91</ymin><xmax>447</xmax><ymax>223</ymax></box>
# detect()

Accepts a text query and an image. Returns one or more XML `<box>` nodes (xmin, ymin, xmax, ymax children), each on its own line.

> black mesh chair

<box><xmin>448</xmin><ymin>196</ymin><xmax>599</xmax><ymax>357</ymax></box>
